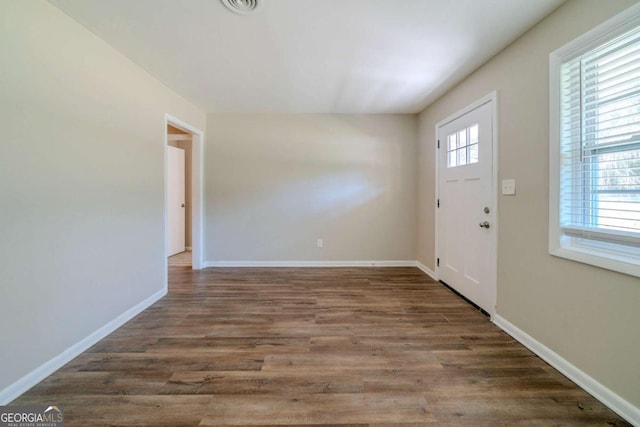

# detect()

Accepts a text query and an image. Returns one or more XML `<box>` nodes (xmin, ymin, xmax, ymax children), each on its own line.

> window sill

<box><xmin>550</xmin><ymin>242</ymin><xmax>640</xmax><ymax>279</ymax></box>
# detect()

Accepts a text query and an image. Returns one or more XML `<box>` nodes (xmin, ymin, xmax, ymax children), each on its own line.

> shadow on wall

<box><xmin>207</xmin><ymin>113</ymin><xmax>417</xmax><ymax>260</ymax></box>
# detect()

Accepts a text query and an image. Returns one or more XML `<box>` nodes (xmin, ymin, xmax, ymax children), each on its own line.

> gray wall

<box><xmin>206</xmin><ymin>114</ymin><xmax>418</xmax><ymax>262</ymax></box>
<box><xmin>0</xmin><ymin>1</ymin><xmax>205</xmax><ymax>397</ymax></box>
<box><xmin>417</xmin><ymin>0</ymin><xmax>640</xmax><ymax>407</ymax></box>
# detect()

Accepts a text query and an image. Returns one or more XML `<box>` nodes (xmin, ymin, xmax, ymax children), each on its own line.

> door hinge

<box><xmin>437</xmin><ymin>258</ymin><xmax>440</xmax><ymax>267</ymax></box>
<box><xmin>437</xmin><ymin>139</ymin><xmax>440</xmax><ymax>149</ymax></box>
<box><xmin>437</xmin><ymin>199</ymin><xmax>440</xmax><ymax>208</ymax></box>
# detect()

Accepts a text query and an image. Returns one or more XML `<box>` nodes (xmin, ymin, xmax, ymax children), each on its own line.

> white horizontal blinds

<box><xmin>560</xmin><ymin>25</ymin><xmax>640</xmax><ymax>246</ymax></box>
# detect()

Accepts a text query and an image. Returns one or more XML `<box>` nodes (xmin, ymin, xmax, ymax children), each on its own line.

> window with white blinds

<box><xmin>550</xmin><ymin>5</ymin><xmax>640</xmax><ymax>277</ymax></box>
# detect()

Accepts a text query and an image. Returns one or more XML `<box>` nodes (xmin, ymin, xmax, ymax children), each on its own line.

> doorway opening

<box><xmin>164</xmin><ymin>115</ymin><xmax>204</xmax><ymax>288</ymax></box>
<box><xmin>167</xmin><ymin>125</ymin><xmax>192</xmax><ymax>265</ymax></box>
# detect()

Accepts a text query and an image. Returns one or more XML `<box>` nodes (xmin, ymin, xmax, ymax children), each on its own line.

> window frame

<box><xmin>549</xmin><ymin>3</ymin><xmax>640</xmax><ymax>278</ymax></box>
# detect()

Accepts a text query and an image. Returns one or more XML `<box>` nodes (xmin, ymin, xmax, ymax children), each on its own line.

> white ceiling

<box><xmin>50</xmin><ymin>0</ymin><xmax>564</xmax><ymax>114</ymax></box>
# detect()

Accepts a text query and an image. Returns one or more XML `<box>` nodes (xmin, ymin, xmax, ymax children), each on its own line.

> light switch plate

<box><xmin>502</xmin><ymin>179</ymin><xmax>516</xmax><ymax>195</ymax></box>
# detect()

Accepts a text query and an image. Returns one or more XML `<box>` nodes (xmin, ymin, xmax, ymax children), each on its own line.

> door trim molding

<box><xmin>164</xmin><ymin>114</ymin><xmax>205</xmax><ymax>281</ymax></box>
<box><xmin>434</xmin><ymin>91</ymin><xmax>498</xmax><ymax>317</ymax></box>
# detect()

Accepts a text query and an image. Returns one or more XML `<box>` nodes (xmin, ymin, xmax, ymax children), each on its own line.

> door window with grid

<box><xmin>447</xmin><ymin>124</ymin><xmax>479</xmax><ymax>168</ymax></box>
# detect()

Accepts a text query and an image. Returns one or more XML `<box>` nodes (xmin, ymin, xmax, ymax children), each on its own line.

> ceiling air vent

<box><xmin>220</xmin><ymin>0</ymin><xmax>260</xmax><ymax>15</ymax></box>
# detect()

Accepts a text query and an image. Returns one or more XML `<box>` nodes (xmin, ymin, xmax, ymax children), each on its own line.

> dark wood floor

<box><xmin>13</xmin><ymin>267</ymin><xmax>629</xmax><ymax>426</ymax></box>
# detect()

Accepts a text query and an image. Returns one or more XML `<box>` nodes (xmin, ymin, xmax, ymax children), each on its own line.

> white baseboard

<box><xmin>0</xmin><ymin>288</ymin><xmax>166</xmax><ymax>405</ymax></box>
<box><xmin>205</xmin><ymin>260</ymin><xmax>417</xmax><ymax>268</ymax></box>
<box><xmin>416</xmin><ymin>261</ymin><xmax>437</xmax><ymax>280</ymax></box>
<box><xmin>493</xmin><ymin>314</ymin><xmax>639</xmax><ymax>426</ymax></box>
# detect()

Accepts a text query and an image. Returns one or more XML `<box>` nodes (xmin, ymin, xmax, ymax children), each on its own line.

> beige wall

<box><xmin>417</xmin><ymin>0</ymin><xmax>640</xmax><ymax>407</ymax></box>
<box><xmin>206</xmin><ymin>114</ymin><xmax>417</xmax><ymax>262</ymax></box>
<box><xmin>0</xmin><ymin>1</ymin><xmax>205</xmax><ymax>398</ymax></box>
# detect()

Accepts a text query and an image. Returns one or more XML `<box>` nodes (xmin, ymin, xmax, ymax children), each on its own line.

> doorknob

<box><xmin>479</xmin><ymin>221</ymin><xmax>490</xmax><ymax>229</ymax></box>
<box><xmin>181</xmin><ymin>204</ymin><xmax>185</xmax><ymax>208</ymax></box>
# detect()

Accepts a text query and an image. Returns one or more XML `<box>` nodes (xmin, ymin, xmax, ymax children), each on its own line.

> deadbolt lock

<box><xmin>484</xmin><ymin>207</ymin><xmax>490</xmax><ymax>214</ymax></box>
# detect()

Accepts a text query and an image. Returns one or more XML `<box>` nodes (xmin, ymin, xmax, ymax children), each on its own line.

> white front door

<box><xmin>167</xmin><ymin>145</ymin><xmax>185</xmax><ymax>257</ymax></box>
<box><xmin>437</xmin><ymin>97</ymin><xmax>496</xmax><ymax>315</ymax></box>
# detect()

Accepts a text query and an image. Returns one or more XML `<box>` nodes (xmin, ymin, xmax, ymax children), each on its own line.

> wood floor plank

<box><xmin>161</xmin><ymin>370</ymin><xmax>364</xmax><ymax>395</ymax></box>
<box><xmin>146</xmin><ymin>337</ymin><xmax>310</xmax><ymax>354</ymax></box>
<box><xmin>10</xmin><ymin>267</ymin><xmax>631</xmax><ymax>426</ymax></box>
<box><xmin>63</xmin><ymin>352</ymin><xmax>265</xmax><ymax>372</ymax></box>
<box><xmin>17</xmin><ymin>371</ymin><xmax>171</xmax><ymax>396</ymax></box>
<box><xmin>198</xmin><ymin>393</ymin><xmax>435</xmax><ymax>425</ymax></box>
<box><xmin>262</xmin><ymin>351</ymin><xmax>442</xmax><ymax>371</ymax></box>
<box><xmin>309</xmin><ymin>335</ymin><xmax>472</xmax><ymax>352</ymax></box>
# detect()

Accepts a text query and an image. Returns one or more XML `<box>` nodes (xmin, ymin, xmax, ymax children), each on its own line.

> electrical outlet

<box><xmin>317</xmin><ymin>238</ymin><xmax>323</xmax><ymax>248</ymax></box>
<box><xmin>502</xmin><ymin>179</ymin><xmax>516</xmax><ymax>196</ymax></box>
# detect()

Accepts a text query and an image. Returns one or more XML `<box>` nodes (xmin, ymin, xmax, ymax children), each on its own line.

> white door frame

<box><xmin>164</xmin><ymin>114</ymin><xmax>205</xmax><ymax>281</ymax></box>
<box><xmin>434</xmin><ymin>91</ymin><xmax>498</xmax><ymax>318</ymax></box>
